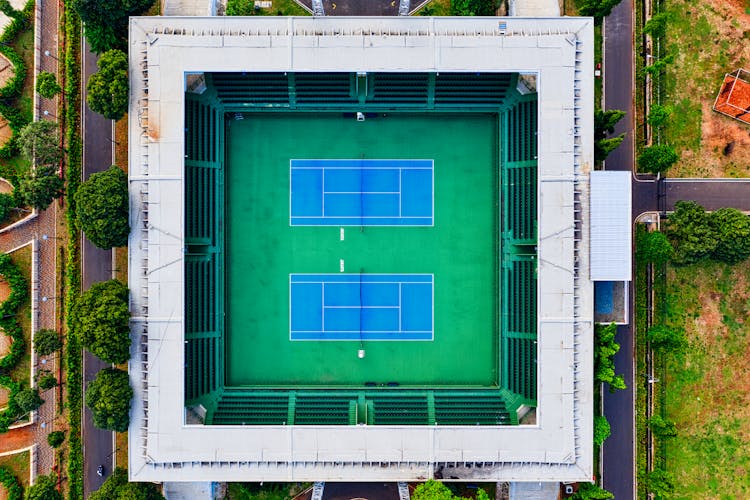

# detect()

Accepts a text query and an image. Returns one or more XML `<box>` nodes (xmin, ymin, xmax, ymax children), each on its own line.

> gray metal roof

<box><xmin>589</xmin><ymin>171</ymin><xmax>632</xmax><ymax>281</ymax></box>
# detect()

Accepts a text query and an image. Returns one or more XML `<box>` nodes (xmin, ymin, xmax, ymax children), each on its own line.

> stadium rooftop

<box><xmin>128</xmin><ymin>15</ymin><xmax>595</xmax><ymax>483</ymax></box>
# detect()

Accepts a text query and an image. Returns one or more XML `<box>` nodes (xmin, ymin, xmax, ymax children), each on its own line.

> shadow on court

<box><xmin>321</xmin><ymin>482</ymin><xmax>401</xmax><ymax>500</ymax></box>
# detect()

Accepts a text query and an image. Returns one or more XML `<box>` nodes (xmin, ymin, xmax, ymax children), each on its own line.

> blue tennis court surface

<box><xmin>290</xmin><ymin>274</ymin><xmax>433</xmax><ymax>341</ymax></box>
<box><xmin>290</xmin><ymin>159</ymin><xmax>434</xmax><ymax>226</ymax></box>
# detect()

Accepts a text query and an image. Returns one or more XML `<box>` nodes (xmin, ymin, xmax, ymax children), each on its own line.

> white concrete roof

<box><xmin>589</xmin><ymin>171</ymin><xmax>632</xmax><ymax>281</ymax></box>
<box><xmin>509</xmin><ymin>0</ymin><xmax>560</xmax><ymax>17</ymax></box>
<box><xmin>128</xmin><ymin>16</ymin><xmax>595</xmax><ymax>483</ymax></box>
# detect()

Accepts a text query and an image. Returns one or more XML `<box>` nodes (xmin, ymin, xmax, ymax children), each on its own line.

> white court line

<box><xmin>339</xmin><ymin>259</ymin><xmax>344</xmax><ymax>272</ymax></box>
<box><xmin>340</xmin><ymin>227</ymin><xmax>345</xmax><ymax>241</ymax></box>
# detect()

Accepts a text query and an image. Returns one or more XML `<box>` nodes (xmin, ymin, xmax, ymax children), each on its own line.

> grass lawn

<box><xmin>662</xmin><ymin>0</ymin><xmax>750</xmax><ymax>177</ymax></box>
<box><xmin>664</xmin><ymin>260</ymin><xmax>750</xmax><ymax>497</ymax></box>
<box><xmin>0</xmin><ymin>450</ymin><xmax>31</xmax><ymax>488</ymax></box>
<box><xmin>7</xmin><ymin>244</ymin><xmax>32</xmax><ymax>386</ymax></box>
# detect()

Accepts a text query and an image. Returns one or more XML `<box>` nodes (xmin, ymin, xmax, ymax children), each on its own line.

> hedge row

<box><xmin>0</xmin><ymin>465</ymin><xmax>22</xmax><ymax>500</ymax></box>
<box><xmin>63</xmin><ymin>0</ymin><xmax>84</xmax><ymax>496</ymax></box>
<box><xmin>0</xmin><ymin>375</ymin><xmax>20</xmax><ymax>432</ymax></box>
<box><xmin>0</xmin><ymin>253</ymin><xmax>28</xmax><ymax>373</ymax></box>
<box><xmin>0</xmin><ymin>102</ymin><xmax>29</xmax><ymax>161</ymax></box>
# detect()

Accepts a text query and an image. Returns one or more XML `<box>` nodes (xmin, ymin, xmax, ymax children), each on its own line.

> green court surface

<box><xmin>226</xmin><ymin>112</ymin><xmax>498</xmax><ymax>387</ymax></box>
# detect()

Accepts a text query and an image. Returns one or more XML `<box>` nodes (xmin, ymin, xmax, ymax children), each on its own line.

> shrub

<box><xmin>571</xmin><ymin>482</ymin><xmax>614</xmax><ymax>499</ymax></box>
<box><xmin>594</xmin><ymin>323</ymin><xmax>626</xmax><ymax>391</ymax></box>
<box><xmin>594</xmin><ymin>415</ymin><xmax>611</xmax><ymax>447</ymax></box>
<box><xmin>85</xmin><ymin>368</ymin><xmax>133</xmax><ymax>432</ymax></box>
<box><xmin>0</xmin><ymin>192</ymin><xmax>14</xmax><ymax>222</ymax></box>
<box><xmin>643</xmin><ymin>12</ymin><xmax>669</xmax><ymax>39</ymax></box>
<box><xmin>74</xmin><ymin>165</ymin><xmax>129</xmax><ymax>249</ymax></box>
<box><xmin>646</xmin><ymin>103</ymin><xmax>672</xmax><ymax>129</ymax></box>
<box><xmin>647</xmin><ymin>325</ymin><xmax>686</xmax><ymax>352</ymax></box>
<box><xmin>74</xmin><ymin>280</ymin><xmax>130</xmax><ymax>364</ymax></box>
<box><xmin>86</xmin><ymin>50</ymin><xmax>128</xmax><ymax>120</ymax></box>
<box><xmin>636</xmin><ymin>230</ymin><xmax>672</xmax><ymax>264</ymax></box>
<box><xmin>0</xmin><ymin>466</ymin><xmax>22</xmax><ymax>500</ymax></box>
<box><xmin>36</xmin><ymin>71</ymin><xmax>62</xmax><ymax>99</ymax></box>
<box><xmin>647</xmin><ymin>414</ymin><xmax>677</xmax><ymax>438</ymax></box>
<box><xmin>34</xmin><ymin>328</ymin><xmax>63</xmax><ymax>355</ymax></box>
<box><xmin>637</xmin><ymin>144</ymin><xmax>679</xmax><ymax>174</ymax></box>
<box><xmin>646</xmin><ymin>468</ymin><xmax>674</xmax><ymax>498</ymax></box>
<box><xmin>90</xmin><ymin>467</ymin><xmax>164</xmax><ymax>500</ymax></box>
<box><xmin>47</xmin><ymin>430</ymin><xmax>66</xmax><ymax>448</ymax></box>
<box><xmin>579</xmin><ymin>0</ymin><xmax>622</xmax><ymax>21</ymax></box>
<box><xmin>24</xmin><ymin>473</ymin><xmax>61</xmax><ymax>500</ymax></box>
<box><xmin>450</xmin><ymin>0</ymin><xmax>497</xmax><ymax>16</ymax></box>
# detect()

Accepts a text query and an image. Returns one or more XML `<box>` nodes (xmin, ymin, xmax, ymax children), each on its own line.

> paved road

<box><xmin>81</xmin><ymin>37</ymin><xmax>116</xmax><ymax>497</ymax></box>
<box><xmin>602</xmin><ymin>0</ymin><xmax>637</xmax><ymax>498</ymax></box>
<box><xmin>664</xmin><ymin>179</ymin><xmax>750</xmax><ymax>211</ymax></box>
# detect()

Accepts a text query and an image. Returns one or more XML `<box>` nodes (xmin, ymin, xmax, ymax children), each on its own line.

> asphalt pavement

<box><xmin>664</xmin><ymin>179</ymin><xmax>750</xmax><ymax>211</ymax></box>
<box><xmin>81</xmin><ymin>37</ymin><xmax>116</xmax><ymax>497</ymax></box>
<box><xmin>602</xmin><ymin>0</ymin><xmax>637</xmax><ymax>498</ymax></box>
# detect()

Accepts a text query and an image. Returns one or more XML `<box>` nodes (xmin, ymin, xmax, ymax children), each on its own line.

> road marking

<box><xmin>340</xmin><ymin>227</ymin><xmax>345</xmax><ymax>241</ymax></box>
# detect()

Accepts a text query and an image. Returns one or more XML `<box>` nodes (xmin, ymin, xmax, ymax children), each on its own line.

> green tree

<box><xmin>25</xmin><ymin>474</ymin><xmax>61</xmax><ymax>500</ymax></box>
<box><xmin>710</xmin><ymin>207</ymin><xmax>750</xmax><ymax>264</ymax></box>
<box><xmin>90</xmin><ymin>467</ymin><xmax>165</xmax><ymax>500</ymax></box>
<box><xmin>636</xmin><ymin>230</ymin><xmax>673</xmax><ymax>264</ymax></box>
<box><xmin>450</xmin><ymin>0</ymin><xmax>497</xmax><ymax>16</ymax></box>
<box><xmin>73</xmin><ymin>0</ymin><xmax>154</xmax><ymax>53</ymax></box>
<box><xmin>34</xmin><ymin>328</ymin><xmax>63</xmax><ymax>356</ymax></box>
<box><xmin>579</xmin><ymin>0</ymin><xmax>622</xmax><ymax>21</ymax></box>
<box><xmin>594</xmin><ymin>323</ymin><xmax>626</xmax><ymax>391</ymax></box>
<box><xmin>75</xmin><ymin>279</ymin><xmax>130</xmax><ymax>364</ymax></box>
<box><xmin>647</xmin><ymin>325</ymin><xmax>686</xmax><ymax>352</ymax></box>
<box><xmin>647</xmin><ymin>103</ymin><xmax>672</xmax><ymax>129</ymax></box>
<box><xmin>646</xmin><ymin>468</ymin><xmax>674</xmax><ymax>498</ymax></box>
<box><xmin>647</xmin><ymin>414</ymin><xmax>677</xmax><ymax>438</ymax></box>
<box><xmin>0</xmin><ymin>192</ymin><xmax>14</xmax><ymax>222</ymax></box>
<box><xmin>665</xmin><ymin>201</ymin><xmax>717</xmax><ymax>265</ymax></box>
<box><xmin>86</xmin><ymin>50</ymin><xmax>129</xmax><ymax>120</ymax></box>
<box><xmin>47</xmin><ymin>430</ymin><xmax>66</xmax><ymax>448</ymax></box>
<box><xmin>12</xmin><ymin>387</ymin><xmax>43</xmax><ymax>414</ymax></box>
<box><xmin>637</xmin><ymin>144</ymin><xmax>678</xmax><ymax>174</ymax></box>
<box><xmin>38</xmin><ymin>373</ymin><xmax>57</xmax><ymax>391</ymax></box>
<box><xmin>593</xmin><ymin>415</ymin><xmax>611</xmax><ymax>447</ymax></box>
<box><xmin>571</xmin><ymin>482</ymin><xmax>614</xmax><ymax>500</ymax></box>
<box><xmin>36</xmin><ymin>71</ymin><xmax>62</xmax><ymax>99</ymax></box>
<box><xmin>75</xmin><ymin>165</ymin><xmax>130</xmax><ymax>249</ymax></box>
<box><xmin>0</xmin><ymin>466</ymin><xmax>22</xmax><ymax>500</ymax></box>
<box><xmin>594</xmin><ymin>109</ymin><xmax>625</xmax><ymax>163</ymax></box>
<box><xmin>85</xmin><ymin>368</ymin><xmax>133</xmax><ymax>432</ymax></box>
<box><xmin>412</xmin><ymin>480</ymin><xmax>456</xmax><ymax>500</ymax></box>
<box><xmin>18</xmin><ymin>120</ymin><xmax>63</xmax><ymax>166</ymax></box>
<box><xmin>15</xmin><ymin>165</ymin><xmax>65</xmax><ymax>211</ymax></box>
<box><xmin>643</xmin><ymin>12</ymin><xmax>669</xmax><ymax>38</ymax></box>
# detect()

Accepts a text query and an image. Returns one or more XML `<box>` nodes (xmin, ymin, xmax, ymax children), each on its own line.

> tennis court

<box><xmin>290</xmin><ymin>159</ymin><xmax>433</xmax><ymax>226</ymax></box>
<box><xmin>290</xmin><ymin>274</ymin><xmax>433</xmax><ymax>341</ymax></box>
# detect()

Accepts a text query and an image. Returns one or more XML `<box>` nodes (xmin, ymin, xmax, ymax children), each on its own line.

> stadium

<box><xmin>128</xmin><ymin>16</ymin><xmax>595</xmax><ymax>482</ymax></box>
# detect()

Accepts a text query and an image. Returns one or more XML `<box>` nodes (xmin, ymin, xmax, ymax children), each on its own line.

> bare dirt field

<box><xmin>664</xmin><ymin>0</ymin><xmax>750</xmax><ymax>177</ymax></box>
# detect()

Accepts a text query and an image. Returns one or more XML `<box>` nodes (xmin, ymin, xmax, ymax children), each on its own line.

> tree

<box><xmin>665</xmin><ymin>201</ymin><xmax>717</xmax><ymax>265</ymax></box>
<box><xmin>72</xmin><ymin>0</ymin><xmax>154</xmax><ymax>53</ymax></box>
<box><xmin>636</xmin><ymin>230</ymin><xmax>673</xmax><ymax>264</ymax></box>
<box><xmin>24</xmin><ymin>474</ymin><xmax>62</xmax><ymax>500</ymax></box>
<box><xmin>637</xmin><ymin>144</ymin><xmax>678</xmax><ymax>174</ymax></box>
<box><xmin>15</xmin><ymin>165</ymin><xmax>65</xmax><ymax>211</ymax></box>
<box><xmin>450</xmin><ymin>0</ymin><xmax>497</xmax><ymax>16</ymax></box>
<box><xmin>18</xmin><ymin>120</ymin><xmax>62</xmax><ymax>166</ymax></box>
<box><xmin>38</xmin><ymin>373</ymin><xmax>57</xmax><ymax>391</ymax></box>
<box><xmin>571</xmin><ymin>482</ymin><xmax>614</xmax><ymax>500</ymax></box>
<box><xmin>0</xmin><ymin>193</ymin><xmax>14</xmax><ymax>222</ymax></box>
<box><xmin>86</xmin><ymin>368</ymin><xmax>133</xmax><ymax>432</ymax></box>
<box><xmin>647</xmin><ymin>325</ymin><xmax>686</xmax><ymax>352</ymax></box>
<box><xmin>646</xmin><ymin>468</ymin><xmax>675</xmax><ymax>498</ymax></box>
<box><xmin>34</xmin><ymin>328</ymin><xmax>63</xmax><ymax>356</ymax></box>
<box><xmin>47</xmin><ymin>430</ymin><xmax>65</xmax><ymax>448</ymax></box>
<box><xmin>647</xmin><ymin>103</ymin><xmax>672</xmax><ymax>129</ymax></box>
<box><xmin>86</xmin><ymin>50</ymin><xmax>129</xmax><ymax>120</ymax></box>
<box><xmin>90</xmin><ymin>467</ymin><xmax>165</xmax><ymax>500</ymax></box>
<box><xmin>710</xmin><ymin>207</ymin><xmax>750</xmax><ymax>264</ymax></box>
<box><xmin>412</xmin><ymin>481</ymin><xmax>457</xmax><ymax>500</ymax></box>
<box><xmin>12</xmin><ymin>387</ymin><xmax>43</xmax><ymax>414</ymax></box>
<box><xmin>593</xmin><ymin>415</ymin><xmax>611</xmax><ymax>447</ymax></box>
<box><xmin>579</xmin><ymin>0</ymin><xmax>622</xmax><ymax>21</ymax></box>
<box><xmin>643</xmin><ymin>12</ymin><xmax>669</xmax><ymax>38</ymax></box>
<box><xmin>647</xmin><ymin>414</ymin><xmax>677</xmax><ymax>438</ymax></box>
<box><xmin>594</xmin><ymin>323</ymin><xmax>626</xmax><ymax>391</ymax></box>
<box><xmin>594</xmin><ymin>109</ymin><xmax>625</xmax><ymax>163</ymax></box>
<box><xmin>75</xmin><ymin>165</ymin><xmax>130</xmax><ymax>249</ymax></box>
<box><xmin>36</xmin><ymin>71</ymin><xmax>62</xmax><ymax>99</ymax></box>
<box><xmin>75</xmin><ymin>280</ymin><xmax>130</xmax><ymax>364</ymax></box>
